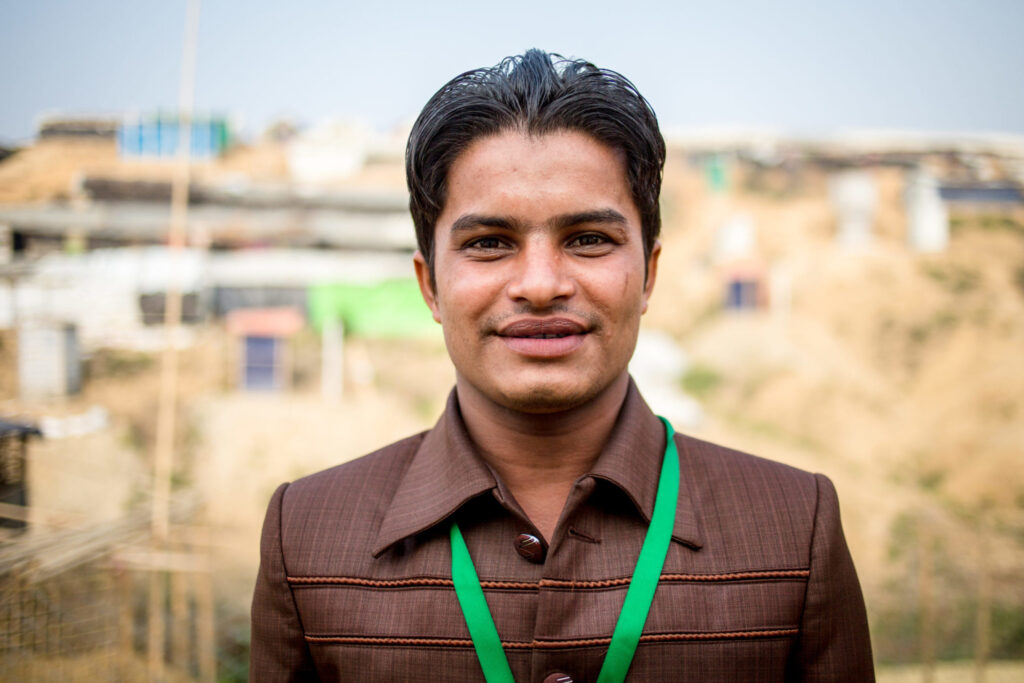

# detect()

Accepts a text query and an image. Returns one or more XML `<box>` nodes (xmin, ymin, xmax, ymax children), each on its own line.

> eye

<box><xmin>566</xmin><ymin>233</ymin><xmax>612</xmax><ymax>252</ymax></box>
<box><xmin>467</xmin><ymin>236</ymin><xmax>506</xmax><ymax>250</ymax></box>
<box><xmin>460</xmin><ymin>235</ymin><xmax>513</xmax><ymax>259</ymax></box>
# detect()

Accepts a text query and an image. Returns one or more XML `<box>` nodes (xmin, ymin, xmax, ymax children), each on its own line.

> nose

<box><xmin>505</xmin><ymin>238</ymin><xmax>575</xmax><ymax>308</ymax></box>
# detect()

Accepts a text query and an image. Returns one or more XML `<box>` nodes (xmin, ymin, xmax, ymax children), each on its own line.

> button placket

<box><xmin>530</xmin><ymin>481</ymin><xmax>605</xmax><ymax>683</ymax></box>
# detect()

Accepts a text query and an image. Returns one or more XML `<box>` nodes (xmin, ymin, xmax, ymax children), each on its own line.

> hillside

<box><xmin>2</xmin><ymin>139</ymin><xmax>1021</xmax><ymax>668</ymax></box>
<box><xmin>651</xmin><ymin>157</ymin><xmax>1024</xmax><ymax>662</ymax></box>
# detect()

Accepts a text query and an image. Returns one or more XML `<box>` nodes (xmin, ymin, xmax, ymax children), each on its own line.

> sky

<box><xmin>2</xmin><ymin>0</ymin><xmax>1023</xmax><ymax>144</ymax></box>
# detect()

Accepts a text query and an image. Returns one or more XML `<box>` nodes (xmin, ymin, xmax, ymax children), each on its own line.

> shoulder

<box><xmin>677</xmin><ymin>431</ymin><xmax>822</xmax><ymax>501</ymax></box>
<box><xmin>279</xmin><ymin>430</ymin><xmax>427</xmax><ymax>515</ymax></box>
<box><xmin>674</xmin><ymin>432</ymin><xmax>832</xmax><ymax>568</ymax></box>
<box><xmin>269</xmin><ymin>431</ymin><xmax>428</xmax><ymax>567</ymax></box>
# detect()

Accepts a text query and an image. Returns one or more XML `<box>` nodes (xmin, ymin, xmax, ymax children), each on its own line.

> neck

<box><xmin>456</xmin><ymin>373</ymin><xmax>630</xmax><ymax>541</ymax></box>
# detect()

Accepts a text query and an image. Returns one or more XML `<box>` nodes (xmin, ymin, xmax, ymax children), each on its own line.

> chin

<box><xmin>495</xmin><ymin>379</ymin><xmax>601</xmax><ymax>415</ymax></box>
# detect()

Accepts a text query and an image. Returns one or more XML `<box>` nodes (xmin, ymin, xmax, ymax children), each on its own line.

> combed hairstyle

<box><xmin>406</xmin><ymin>49</ymin><xmax>666</xmax><ymax>273</ymax></box>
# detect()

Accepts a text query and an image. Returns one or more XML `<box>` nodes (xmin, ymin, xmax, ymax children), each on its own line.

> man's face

<box><xmin>414</xmin><ymin>129</ymin><xmax>659</xmax><ymax>414</ymax></box>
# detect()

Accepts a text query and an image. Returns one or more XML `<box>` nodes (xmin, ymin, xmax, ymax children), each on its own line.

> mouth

<box><xmin>495</xmin><ymin>318</ymin><xmax>589</xmax><ymax>357</ymax></box>
<box><xmin>498</xmin><ymin>318</ymin><xmax>587</xmax><ymax>338</ymax></box>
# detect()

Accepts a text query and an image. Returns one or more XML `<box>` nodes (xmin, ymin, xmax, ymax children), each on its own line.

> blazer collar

<box><xmin>589</xmin><ymin>379</ymin><xmax>704</xmax><ymax>549</ymax></box>
<box><xmin>372</xmin><ymin>389</ymin><xmax>495</xmax><ymax>556</ymax></box>
<box><xmin>373</xmin><ymin>378</ymin><xmax>703</xmax><ymax>556</ymax></box>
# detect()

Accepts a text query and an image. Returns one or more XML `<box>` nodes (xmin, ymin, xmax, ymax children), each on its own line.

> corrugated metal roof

<box><xmin>0</xmin><ymin>420</ymin><xmax>42</xmax><ymax>438</ymax></box>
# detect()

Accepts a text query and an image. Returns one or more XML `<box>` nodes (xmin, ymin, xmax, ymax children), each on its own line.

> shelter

<box><xmin>307</xmin><ymin>279</ymin><xmax>435</xmax><ymax>337</ymax></box>
<box><xmin>720</xmin><ymin>258</ymin><xmax>768</xmax><ymax>311</ymax></box>
<box><xmin>17</xmin><ymin>323</ymin><xmax>81</xmax><ymax>400</ymax></box>
<box><xmin>117</xmin><ymin>113</ymin><xmax>230</xmax><ymax>159</ymax></box>
<box><xmin>0</xmin><ymin>492</ymin><xmax>210</xmax><ymax>679</ymax></box>
<box><xmin>713</xmin><ymin>214</ymin><xmax>756</xmax><ymax>264</ymax></box>
<box><xmin>830</xmin><ymin>170</ymin><xmax>878</xmax><ymax>248</ymax></box>
<box><xmin>37</xmin><ymin>116</ymin><xmax>118</xmax><ymax>141</ymax></box>
<box><xmin>906</xmin><ymin>169</ymin><xmax>950</xmax><ymax>253</ymax></box>
<box><xmin>0</xmin><ymin>420</ymin><xmax>41</xmax><ymax>532</ymax></box>
<box><xmin>226</xmin><ymin>307</ymin><xmax>304</xmax><ymax>391</ymax></box>
<box><xmin>712</xmin><ymin>215</ymin><xmax>767</xmax><ymax>311</ymax></box>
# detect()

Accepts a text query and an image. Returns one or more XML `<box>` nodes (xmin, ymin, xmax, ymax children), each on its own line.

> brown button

<box><xmin>515</xmin><ymin>533</ymin><xmax>545</xmax><ymax>563</ymax></box>
<box><xmin>543</xmin><ymin>674</ymin><xmax>573</xmax><ymax>683</ymax></box>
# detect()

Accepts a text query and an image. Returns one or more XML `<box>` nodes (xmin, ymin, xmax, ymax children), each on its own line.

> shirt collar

<box><xmin>373</xmin><ymin>378</ymin><xmax>703</xmax><ymax>556</ymax></box>
<box><xmin>589</xmin><ymin>378</ymin><xmax>702</xmax><ymax>549</ymax></box>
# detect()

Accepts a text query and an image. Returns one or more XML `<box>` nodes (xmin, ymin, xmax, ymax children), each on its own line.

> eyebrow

<box><xmin>552</xmin><ymin>209</ymin><xmax>628</xmax><ymax>230</ymax></box>
<box><xmin>450</xmin><ymin>213</ymin><xmax>523</xmax><ymax>232</ymax></box>
<box><xmin>449</xmin><ymin>209</ymin><xmax>628</xmax><ymax>233</ymax></box>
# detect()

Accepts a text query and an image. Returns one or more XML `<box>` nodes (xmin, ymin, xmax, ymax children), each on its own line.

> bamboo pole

<box><xmin>148</xmin><ymin>1</ymin><xmax>200</xmax><ymax>680</ymax></box>
<box><xmin>147</xmin><ymin>570</ymin><xmax>166</xmax><ymax>680</ymax></box>
<box><xmin>919</xmin><ymin>525</ymin><xmax>935</xmax><ymax>683</ymax></box>
<box><xmin>118</xmin><ymin>568</ymin><xmax>134</xmax><ymax>682</ymax></box>
<box><xmin>47</xmin><ymin>582</ymin><xmax>65</xmax><ymax>680</ymax></box>
<box><xmin>170</xmin><ymin>567</ymin><xmax>189</xmax><ymax>670</ymax></box>
<box><xmin>974</xmin><ymin>526</ymin><xmax>991</xmax><ymax>683</ymax></box>
<box><xmin>195</xmin><ymin>524</ymin><xmax>216</xmax><ymax>682</ymax></box>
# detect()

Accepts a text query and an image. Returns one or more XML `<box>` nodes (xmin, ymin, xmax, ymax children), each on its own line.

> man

<box><xmin>251</xmin><ymin>50</ymin><xmax>873</xmax><ymax>681</ymax></box>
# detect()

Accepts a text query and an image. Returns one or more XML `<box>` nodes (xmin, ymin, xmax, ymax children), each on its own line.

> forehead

<box><xmin>438</xmin><ymin>129</ymin><xmax>638</xmax><ymax>228</ymax></box>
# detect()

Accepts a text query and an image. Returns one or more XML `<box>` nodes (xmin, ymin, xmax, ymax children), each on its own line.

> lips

<box><xmin>498</xmin><ymin>318</ymin><xmax>586</xmax><ymax>339</ymax></box>
<box><xmin>496</xmin><ymin>318</ymin><xmax>588</xmax><ymax>358</ymax></box>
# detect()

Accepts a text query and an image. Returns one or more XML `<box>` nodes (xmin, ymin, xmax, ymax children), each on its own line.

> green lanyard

<box><xmin>450</xmin><ymin>417</ymin><xmax>679</xmax><ymax>683</ymax></box>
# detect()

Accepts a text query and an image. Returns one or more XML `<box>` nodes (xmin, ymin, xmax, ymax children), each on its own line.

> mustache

<box><xmin>483</xmin><ymin>304</ymin><xmax>600</xmax><ymax>334</ymax></box>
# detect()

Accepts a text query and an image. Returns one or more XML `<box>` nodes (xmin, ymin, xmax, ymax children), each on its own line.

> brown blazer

<box><xmin>251</xmin><ymin>382</ymin><xmax>873</xmax><ymax>681</ymax></box>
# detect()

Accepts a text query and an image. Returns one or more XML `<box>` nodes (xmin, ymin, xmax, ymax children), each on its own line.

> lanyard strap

<box><xmin>451</xmin><ymin>522</ymin><xmax>517</xmax><ymax>683</ymax></box>
<box><xmin>450</xmin><ymin>417</ymin><xmax>679</xmax><ymax>683</ymax></box>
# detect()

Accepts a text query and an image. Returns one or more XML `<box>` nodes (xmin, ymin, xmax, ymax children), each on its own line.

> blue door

<box><xmin>244</xmin><ymin>336</ymin><xmax>279</xmax><ymax>390</ymax></box>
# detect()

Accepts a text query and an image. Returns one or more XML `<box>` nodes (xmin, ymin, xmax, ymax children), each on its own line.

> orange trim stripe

<box><xmin>287</xmin><ymin>569</ymin><xmax>809</xmax><ymax>589</ymax></box>
<box><xmin>541</xmin><ymin>570</ymin><xmax>810</xmax><ymax>589</ymax></box>
<box><xmin>288</xmin><ymin>576</ymin><xmax>454</xmax><ymax>588</ymax></box>
<box><xmin>305</xmin><ymin>628</ymin><xmax>800</xmax><ymax>648</ymax></box>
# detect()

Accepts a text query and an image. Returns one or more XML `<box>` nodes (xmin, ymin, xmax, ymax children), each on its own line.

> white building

<box><xmin>829</xmin><ymin>170</ymin><xmax>878</xmax><ymax>248</ymax></box>
<box><xmin>905</xmin><ymin>169</ymin><xmax>949</xmax><ymax>253</ymax></box>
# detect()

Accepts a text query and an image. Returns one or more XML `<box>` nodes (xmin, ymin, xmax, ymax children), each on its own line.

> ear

<box><xmin>413</xmin><ymin>250</ymin><xmax>442</xmax><ymax>324</ymax></box>
<box><xmin>641</xmin><ymin>240</ymin><xmax>661</xmax><ymax>315</ymax></box>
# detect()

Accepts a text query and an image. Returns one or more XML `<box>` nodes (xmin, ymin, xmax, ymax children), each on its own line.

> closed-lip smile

<box><xmin>496</xmin><ymin>317</ymin><xmax>589</xmax><ymax>358</ymax></box>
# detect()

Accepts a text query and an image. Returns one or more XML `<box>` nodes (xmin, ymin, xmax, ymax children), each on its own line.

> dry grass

<box><xmin>877</xmin><ymin>661</ymin><xmax>1024</xmax><ymax>683</ymax></box>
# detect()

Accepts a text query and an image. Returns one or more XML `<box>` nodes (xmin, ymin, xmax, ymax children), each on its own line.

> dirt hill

<box><xmin>651</xmin><ymin>157</ymin><xmax>1024</xmax><ymax>662</ymax></box>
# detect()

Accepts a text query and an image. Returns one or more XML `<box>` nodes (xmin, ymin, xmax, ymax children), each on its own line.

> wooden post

<box><xmin>196</xmin><ymin>561</ymin><xmax>216</xmax><ymax>682</ymax></box>
<box><xmin>148</xmin><ymin>2</ymin><xmax>200</xmax><ymax>680</ymax></box>
<box><xmin>9</xmin><ymin>576</ymin><xmax>22</xmax><ymax>656</ymax></box>
<box><xmin>191</xmin><ymin>521</ymin><xmax>216</xmax><ymax>682</ymax></box>
<box><xmin>118</xmin><ymin>568</ymin><xmax>135</xmax><ymax>681</ymax></box>
<box><xmin>147</xmin><ymin>570</ymin><xmax>166</xmax><ymax>681</ymax></box>
<box><xmin>47</xmin><ymin>582</ymin><xmax>65</xmax><ymax>681</ymax></box>
<box><xmin>919</xmin><ymin>525</ymin><xmax>935</xmax><ymax>683</ymax></box>
<box><xmin>170</xmin><ymin>568</ymin><xmax>189</xmax><ymax>671</ymax></box>
<box><xmin>974</xmin><ymin>527</ymin><xmax>991</xmax><ymax>683</ymax></box>
<box><xmin>99</xmin><ymin>569</ymin><xmax>118</xmax><ymax>680</ymax></box>
<box><xmin>321</xmin><ymin>317</ymin><xmax>344</xmax><ymax>401</ymax></box>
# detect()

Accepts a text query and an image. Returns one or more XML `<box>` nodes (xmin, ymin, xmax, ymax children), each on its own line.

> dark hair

<box><xmin>406</xmin><ymin>49</ymin><xmax>666</xmax><ymax>272</ymax></box>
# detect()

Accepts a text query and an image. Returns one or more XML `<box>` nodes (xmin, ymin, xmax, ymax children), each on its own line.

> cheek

<box><xmin>585</xmin><ymin>266</ymin><xmax>641</xmax><ymax>315</ymax></box>
<box><xmin>440</xmin><ymin>265</ymin><xmax>505</xmax><ymax>302</ymax></box>
<box><xmin>435</xmin><ymin>272</ymin><xmax>497</xmax><ymax>329</ymax></box>
<box><xmin>620</xmin><ymin>271</ymin><xmax>633</xmax><ymax>298</ymax></box>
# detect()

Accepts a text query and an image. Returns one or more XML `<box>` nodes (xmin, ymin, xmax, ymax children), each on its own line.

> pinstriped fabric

<box><xmin>250</xmin><ymin>379</ymin><xmax>874</xmax><ymax>682</ymax></box>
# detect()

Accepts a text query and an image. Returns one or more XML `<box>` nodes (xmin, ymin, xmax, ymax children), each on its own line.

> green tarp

<box><xmin>308</xmin><ymin>279</ymin><xmax>437</xmax><ymax>338</ymax></box>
